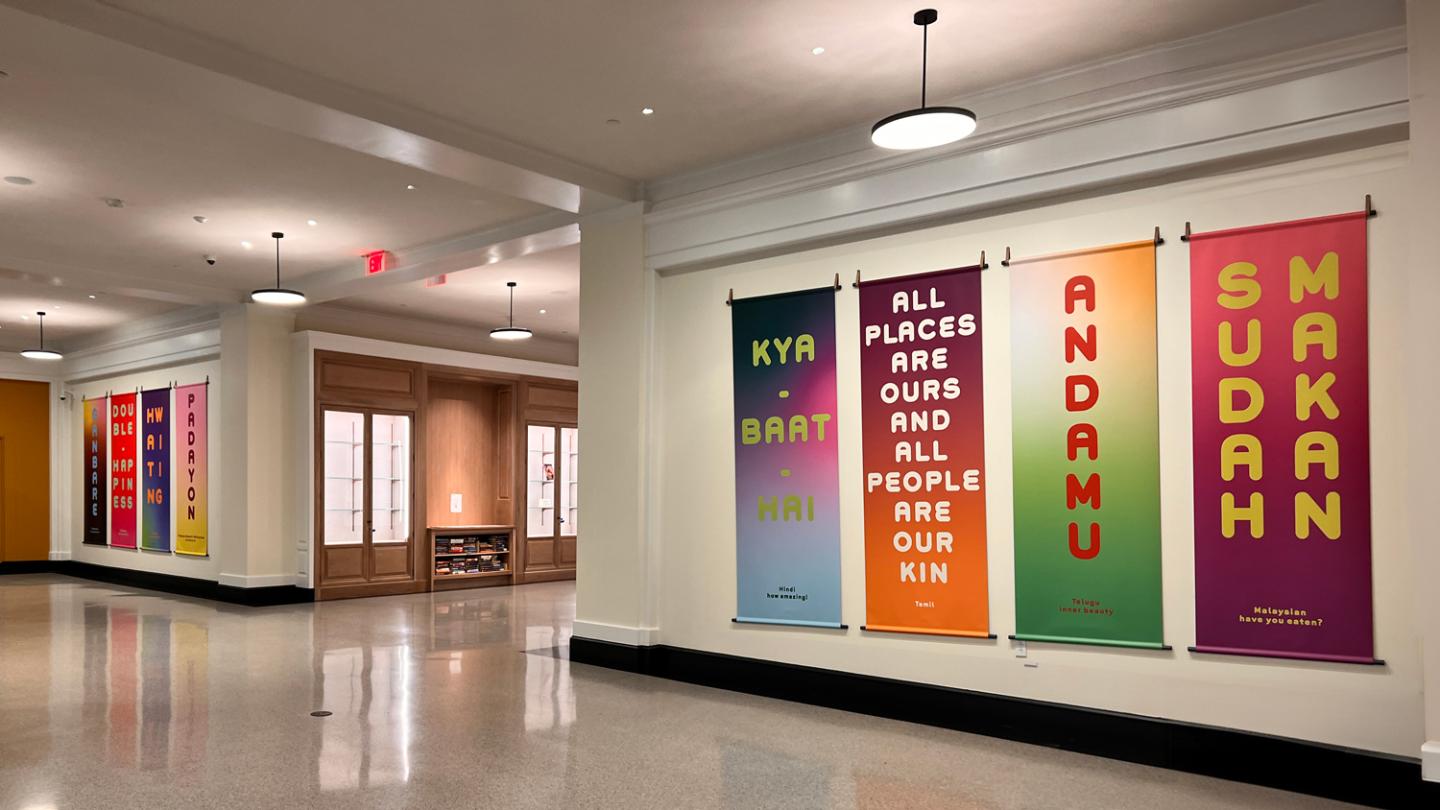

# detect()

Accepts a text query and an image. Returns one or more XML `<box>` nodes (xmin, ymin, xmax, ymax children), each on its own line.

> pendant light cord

<box><xmin>275</xmin><ymin>236</ymin><xmax>282</xmax><ymax>287</ymax></box>
<box><xmin>921</xmin><ymin>20</ymin><xmax>928</xmax><ymax>109</ymax></box>
<box><xmin>38</xmin><ymin>312</ymin><xmax>44</xmax><ymax>348</ymax></box>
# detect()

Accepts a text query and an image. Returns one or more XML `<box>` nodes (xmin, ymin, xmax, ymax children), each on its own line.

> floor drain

<box><xmin>310</xmin><ymin>710</ymin><xmax>332</xmax><ymax>717</ymax></box>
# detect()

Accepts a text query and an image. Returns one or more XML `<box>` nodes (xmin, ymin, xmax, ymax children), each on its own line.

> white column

<box><xmin>1408</xmin><ymin>0</ymin><xmax>1440</xmax><ymax>782</ymax></box>
<box><xmin>573</xmin><ymin>202</ymin><xmax>659</xmax><ymax>645</ymax></box>
<box><xmin>218</xmin><ymin>304</ymin><xmax>296</xmax><ymax>587</ymax></box>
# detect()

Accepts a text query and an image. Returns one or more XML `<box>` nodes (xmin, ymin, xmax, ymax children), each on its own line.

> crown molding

<box><xmin>644</xmin><ymin>0</ymin><xmax>1405</xmax><ymax>212</ymax></box>
<box><xmin>643</xmin><ymin>37</ymin><xmax>1408</xmax><ymax>271</ymax></box>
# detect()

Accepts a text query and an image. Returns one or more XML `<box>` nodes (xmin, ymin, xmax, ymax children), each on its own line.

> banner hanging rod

<box><xmin>726</xmin><ymin>273</ymin><xmax>841</xmax><ymax>305</ymax></box>
<box><xmin>1183</xmin><ymin>195</ymin><xmax>1376</xmax><ymax>242</ymax></box>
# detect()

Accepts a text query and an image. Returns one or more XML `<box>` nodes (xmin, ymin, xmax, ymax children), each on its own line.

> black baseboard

<box><xmin>569</xmin><ymin>637</ymin><xmax>1439</xmax><ymax>810</ymax></box>
<box><xmin>0</xmin><ymin>560</ymin><xmax>313</xmax><ymax>607</ymax></box>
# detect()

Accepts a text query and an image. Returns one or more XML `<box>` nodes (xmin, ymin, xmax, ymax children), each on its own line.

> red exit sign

<box><xmin>366</xmin><ymin>250</ymin><xmax>395</xmax><ymax>275</ymax></box>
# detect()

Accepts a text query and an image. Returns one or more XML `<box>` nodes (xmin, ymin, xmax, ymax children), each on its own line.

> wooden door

<box><xmin>317</xmin><ymin>408</ymin><xmax>417</xmax><ymax>597</ymax></box>
<box><xmin>523</xmin><ymin>422</ymin><xmax>578</xmax><ymax>576</ymax></box>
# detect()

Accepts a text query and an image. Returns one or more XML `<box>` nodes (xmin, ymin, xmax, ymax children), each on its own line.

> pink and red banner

<box><xmin>1189</xmin><ymin>211</ymin><xmax>1373</xmax><ymax>663</ymax></box>
<box><xmin>858</xmin><ymin>265</ymin><xmax>989</xmax><ymax>637</ymax></box>
<box><xmin>110</xmin><ymin>392</ymin><xmax>139</xmax><ymax>549</ymax></box>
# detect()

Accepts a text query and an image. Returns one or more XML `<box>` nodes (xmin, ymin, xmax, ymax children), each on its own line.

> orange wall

<box><xmin>0</xmin><ymin>379</ymin><xmax>50</xmax><ymax>561</ymax></box>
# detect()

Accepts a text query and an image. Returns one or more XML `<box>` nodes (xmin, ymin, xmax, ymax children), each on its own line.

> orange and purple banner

<box><xmin>1010</xmin><ymin>240</ymin><xmax>1165</xmax><ymax>649</ymax></box>
<box><xmin>110</xmin><ymin>392</ymin><xmax>138</xmax><ymax>549</ymax></box>
<box><xmin>83</xmin><ymin>396</ymin><xmax>108</xmax><ymax>545</ymax></box>
<box><xmin>175</xmin><ymin>383</ymin><xmax>209</xmax><ymax>557</ymax></box>
<box><xmin>1189</xmin><ymin>211</ymin><xmax>1374</xmax><ymax>663</ymax></box>
<box><xmin>859</xmin><ymin>265</ymin><xmax>989</xmax><ymax>637</ymax></box>
<box><xmin>732</xmin><ymin>286</ymin><xmax>842</xmax><ymax>627</ymax></box>
<box><xmin>140</xmin><ymin>388</ymin><xmax>171</xmax><ymax>552</ymax></box>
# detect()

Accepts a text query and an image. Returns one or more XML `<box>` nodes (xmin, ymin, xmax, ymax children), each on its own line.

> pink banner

<box><xmin>110</xmin><ymin>392</ymin><xmax>138</xmax><ymax>549</ymax></box>
<box><xmin>1189</xmin><ymin>211</ymin><xmax>1373</xmax><ymax>663</ymax></box>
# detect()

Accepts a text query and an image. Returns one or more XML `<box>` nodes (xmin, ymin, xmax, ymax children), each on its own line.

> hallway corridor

<box><xmin>0</xmin><ymin>576</ymin><xmax>1353</xmax><ymax>809</ymax></box>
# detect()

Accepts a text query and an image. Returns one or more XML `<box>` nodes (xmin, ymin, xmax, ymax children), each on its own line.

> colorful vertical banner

<box><xmin>858</xmin><ymin>265</ymin><xmax>989</xmax><ymax>637</ymax></box>
<box><xmin>1010</xmin><ymin>239</ymin><xmax>1165</xmax><ymax>648</ymax></box>
<box><xmin>110</xmin><ymin>392</ymin><xmax>139</xmax><ymax>549</ymax></box>
<box><xmin>175</xmin><ymin>383</ymin><xmax>209</xmax><ymax>557</ymax></box>
<box><xmin>732</xmin><ymin>286</ymin><xmax>843</xmax><ymax>627</ymax></box>
<box><xmin>83</xmin><ymin>396</ymin><xmax>109</xmax><ymax>545</ymax></box>
<box><xmin>140</xmin><ymin>388</ymin><xmax>171</xmax><ymax>552</ymax></box>
<box><xmin>1189</xmin><ymin>211</ymin><xmax>1373</xmax><ymax>663</ymax></box>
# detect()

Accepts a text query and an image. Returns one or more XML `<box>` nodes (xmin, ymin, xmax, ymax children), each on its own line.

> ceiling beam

<box><xmin>0</xmin><ymin>257</ymin><xmax>240</xmax><ymax>306</ymax></box>
<box><xmin>293</xmin><ymin>210</ymin><xmax>581</xmax><ymax>304</ymax></box>
<box><xmin>0</xmin><ymin>1</ymin><xmax>639</xmax><ymax>214</ymax></box>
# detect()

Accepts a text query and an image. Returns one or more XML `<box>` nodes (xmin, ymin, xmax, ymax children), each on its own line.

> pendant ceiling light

<box><xmin>250</xmin><ymin>231</ymin><xmax>306</xmax><ymax>305</ymax></box>
<box><xmin>871</xmin><ymin>8</ymin><xmax>976</xmax><ymax>151</ymax></box>
<box><xmin>490</xmin><ymin>281</ymin><xmax>533</xmax><ymax>341</ymax></box>
<box><xmin>20</xmin><ymin>310</ymin><xmax>63</xmax><ymax>360</ymax></box>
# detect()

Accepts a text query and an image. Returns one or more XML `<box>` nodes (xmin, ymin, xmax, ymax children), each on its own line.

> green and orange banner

<box><xmin>859</xmin><ymin>265</ymin><xmax>989</xmax><ymax>637</ymax></box>
<box><xmin>1009</xmin><ymin>239</ymin><xmax>1165</xmax><ymax>648</ymax></box>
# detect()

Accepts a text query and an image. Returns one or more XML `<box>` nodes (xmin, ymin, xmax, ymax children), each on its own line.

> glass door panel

<box><xmin>560</xmin><ymin>427</ymin><xmax>578</xmax><ymax>536</ymax></box>
<box><xmin>371</xmin><ymin>414</ymin><xmax>411</xmax><ymax>543</ymax></box>
<box><xmin>323</xmin><ymin>410</ymin><xmax>364</xmax><ymax>546</ymax></box>
<box><xmin>526</xmin><ymin>424</ymin><xmax>555</xmax><ymax>539</ymax></box>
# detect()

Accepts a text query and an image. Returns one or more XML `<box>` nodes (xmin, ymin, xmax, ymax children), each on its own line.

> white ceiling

<box><xmin>339</xmin><ymin>244</ymin><xmax>580</xmax><ymax>342</ymax></box>
<box><xmin>0</xmin><ymin>0</ymin><xmax>1339</xmax><ymax>354</ymax></box>
<box><xmin>92</xmin><ymin>0</ymin><xmax>1318</xmax><ymax>180</ymax></box>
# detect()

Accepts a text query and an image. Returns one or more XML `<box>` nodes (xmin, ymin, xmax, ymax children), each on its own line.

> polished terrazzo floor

<box><xmin>0</xmin><ymin>574</ymin><xmax>1353</xmax><ymax>809</ymax></box>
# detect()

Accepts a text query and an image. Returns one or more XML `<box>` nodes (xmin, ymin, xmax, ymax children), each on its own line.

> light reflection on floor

<box><xmin>0</xmin><ymin>575</ymin><xmax>1355</xmax><ymax>809</ymax></box>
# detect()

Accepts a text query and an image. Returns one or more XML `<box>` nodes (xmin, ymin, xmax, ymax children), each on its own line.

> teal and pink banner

<box><xmin>858</xmin><ymin>265</ymin><xmax>990</xmax><ymax>637</ymax></box>
<box><xmin>110</xmin><ymin>392</ymin><xmax>138</xmax><ymax>549</ymax></box>
<box><xmin>1189</xmin><ymin>211</ymin><xmax>1374</xmax><ymax>663</ymax></box>
<box><xmin>140</xmin><ymin>387</ymin><xmax>171</xmax><ymax>552</ymax></box>
<box><xmin>1010</xmin><ymin>239</ymin><xmax>1165</xmax><ymax>649</ymax></box>
<box><xmin>732</xmin><ymin>286</ymin><xmax>842</xmax><ymax>627</ymax></box>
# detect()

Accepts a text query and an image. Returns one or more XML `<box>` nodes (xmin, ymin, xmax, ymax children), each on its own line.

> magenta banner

<box><xmin>1189</xmin><ymin>211</ymin><xmax>1374</xmax><ymax>663</ymax></box>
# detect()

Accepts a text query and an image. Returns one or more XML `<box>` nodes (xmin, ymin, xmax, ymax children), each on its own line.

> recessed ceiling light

<box><xmin>88</xmin><ymin>295</ymin><xmax>96</xmax><ymax>299</ymax></box>
<box><xmin>193</xmin><ymin>215</ymin><xmax>208</xmax><ymax>224</ymax></box>
<box><xmin>4</xmin><ymin>176</ymin><xmax>34</xmax><ymax>185</ymax></box>
<box><xmin>307</xmin><ymin>219</ymin><xmax>318</xmax><ymax>226</ymax></box>
<box><xmin>406</xmin><ymin>184</ymin><xmax>417</xmax><ymax>190</ymax></box>
<box><xmin>641</xmin><ymin>107</ymin><xmax>654</xmax><ymax>116</ymax></box>
<box><xmin>21</xmin><ymin>315</ymin><xmax>29</xmax><ymax>320</ymax></box>
<box><xmin>241</xmin><ymin>240</ymin><xmax>253</xmax><ymax>250</ymax></box>
<box><xmin>811</xmin><ymin>46</ymin><xmax>825</xmax><ymax>55</ymax></box>
<box><xmin>539</xmin><ymin>309</ymin><xmax>547</xmax><ymax>314</ymax></box>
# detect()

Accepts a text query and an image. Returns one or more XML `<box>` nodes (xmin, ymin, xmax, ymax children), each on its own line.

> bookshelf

<box><xmin>430</xmin><ymin>525</ymin><xmax>514</xmax><ymax>590</ymax></box>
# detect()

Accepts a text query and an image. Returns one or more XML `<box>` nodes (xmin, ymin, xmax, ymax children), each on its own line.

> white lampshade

<box><xmin>20</xmin><ymin>348</ymin><xmax>63</xmax><ymax>360</ymax></box>
<box><xmin>871</xmin><ymin>107</ymin><xmax>976</xmax><ymax>151</ymax></box>
<box><xmin>250</xmin><ymin>288</ymin><xmax>307</xmax><ymax>305</ymax></box>
<box><xmin>489</xmin><ymin>326</ymin><xmax>533</xmax><ymax>341</ymax></box>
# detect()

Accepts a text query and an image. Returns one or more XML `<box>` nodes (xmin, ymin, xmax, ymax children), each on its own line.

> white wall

<box><xmin>66</xmin><ymin>358</ymin><xmax>222</xmax><ymax>581</ymax></box>
<box><xmin>647</xmin><ymin>145</ymin><xmax>1419</xmax><ymax>757</ymax></box>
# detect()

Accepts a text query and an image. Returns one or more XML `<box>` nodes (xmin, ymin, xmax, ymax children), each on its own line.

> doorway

<box><xmin>316</xmin><ymin>407</ymin><xmax>417</xmax><ymax>595</ymax></box>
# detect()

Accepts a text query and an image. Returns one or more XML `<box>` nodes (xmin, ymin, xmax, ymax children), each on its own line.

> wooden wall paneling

<box><xmin>425</xmin><ymin>380</ymin><xmax>497</xmax><ymax>527</ymax></box>
<box><xmin>315</xmin><ymin>351</ymin><xmax>420</xmax><ymax>409</ymax></box>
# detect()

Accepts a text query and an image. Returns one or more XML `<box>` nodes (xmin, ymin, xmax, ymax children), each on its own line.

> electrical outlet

<box><xmin>449</xmin><ymin>493</ymin><xmax>462</xmax><ymax>513</ymax></box>
<box><xmin>1014</xmin><ymin>639</ymin><xmax>1027</xmax><ymax>658</ymax></box>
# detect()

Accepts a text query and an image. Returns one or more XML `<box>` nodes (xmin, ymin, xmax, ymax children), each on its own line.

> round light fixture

<box><xmin>20</xmin><ymin>311</ymin><xmax>63</xmax><ymax>360</ymax></box>
<box><xmin>406</xmin><ymin>184</ymin><xmax>417</xmax><ymax>190</ymax></box>
<box><xmin>489</xmin><ymin>281</ymin><xmax>533</xmax><ymax>341</ymax></box>
<box><xmin>871</xmin><ymin>9</ymin><xmax>976</xmax><ymax>151</ymax></box>
<box><xmin>641</xmin><ymin>107</ymin><xmax>654</xmax><ymax>116</ymax></box>
<box><xmin>307</xmin><ymin>219</ymin><xmax>318</xmax><ymax>226</ymax></box>
<box><xmin>812</xmin><ymin>46</ymin><xmax>825</xmax><ymax>56</ymax></box>
<box><xmin>250</xmin><ymin>232</ymin><xmax>306</xmax><ymax>306</ymax></box>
